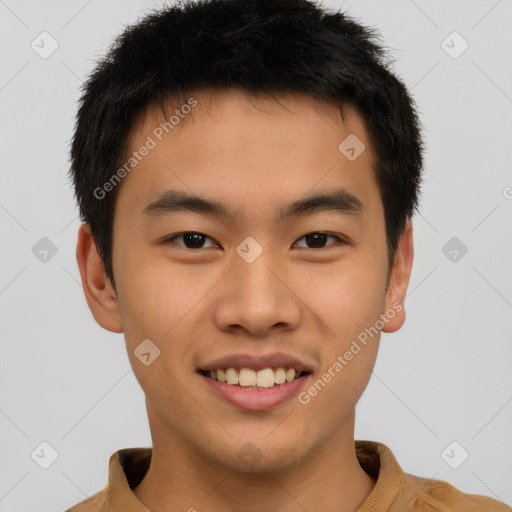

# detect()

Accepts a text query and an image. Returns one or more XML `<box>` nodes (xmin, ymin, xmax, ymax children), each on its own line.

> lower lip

<box><xmin>199</xmin><ymin>373</ymin><xmax>311</xmax><ymax>411</ymax></box>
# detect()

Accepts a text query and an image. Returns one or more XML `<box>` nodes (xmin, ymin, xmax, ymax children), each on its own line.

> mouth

<box><xmin>198</xmin><ymin>367</ymin><xmax>311</xmax><ymax>390</ymax></box>
<box><xmin>196</xmin><ymin>353</ymin><xmax>315</xmax><ymax>410</ymax></box>
<box><xmin>197</xmin><ymin>361</ymin><xmax>313</xmax><ymax>411</ymax></box>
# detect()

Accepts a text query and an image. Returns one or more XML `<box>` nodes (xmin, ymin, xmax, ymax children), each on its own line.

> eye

<box><xmin>164</xmin><ymin>232</ymin><xmax>220</xmax><ymax>249</ymax></box>
<box><xmin>163</xmin><ymin>231</ymin><xmax>345</xmax><ymax>250</ymax></box>
<box><xmin>293</xmin><ymin>232</ymin><xmax>345</xmax><ymax>249</ymax></box>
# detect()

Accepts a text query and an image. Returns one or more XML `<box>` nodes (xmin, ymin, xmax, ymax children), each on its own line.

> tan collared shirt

<box><xmin>66</xmin><ymin>440</ymin><xmax>511</xmax><ymax>511</ymax></box>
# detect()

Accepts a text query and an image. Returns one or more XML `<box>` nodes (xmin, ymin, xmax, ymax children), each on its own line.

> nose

<box><xmin>211</xmin><ymin>252</ymin><xmax>302</xmax><ymax>337</ymax></box>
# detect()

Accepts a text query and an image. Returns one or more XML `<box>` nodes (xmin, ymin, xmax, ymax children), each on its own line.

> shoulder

<box><xmin>396</xmin><ymin>471</ymin><xmax>512</xmax><ymax>512</ymax></box>
<box><xmin>64</xmin><ymin>488</ymin><xmax>108</xmax><ymax>512</ymax></box>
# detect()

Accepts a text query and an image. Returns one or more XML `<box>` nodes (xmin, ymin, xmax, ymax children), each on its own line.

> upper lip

<box><xmin>198</xmin><ymin>352</ymin><xmax>315</xmax><ymax>373</ymax></box>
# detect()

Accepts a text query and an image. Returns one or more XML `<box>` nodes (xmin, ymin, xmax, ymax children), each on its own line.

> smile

<box><xmin>199</xmin><ymin>367</ymin><xmax>310</xmax><ymax>389</ymax></box>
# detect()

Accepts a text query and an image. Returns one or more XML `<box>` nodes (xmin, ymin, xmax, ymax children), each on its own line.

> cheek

<box><xmin>114</xmin><ymin>259</ymin><xmax>197</xmax><ymax>399</ymax></box>
<box><xmin>296</xmin><ymin>256</ymin><xmax>386</xmax><ymax>392</ymax></box>
<box><xmin>295</xmin><ymin>266</ymin><xmax>385</xmax><ymax>431</ymax></box>
<box><xmin>115</xmin><ymin>247</ymin><xmax>199</xmax><ymax>338</ymax></box>
<box><xmin>297</xmin><ymin>255</ymin><xmax>387</xmax><ymax>336</ymax></box>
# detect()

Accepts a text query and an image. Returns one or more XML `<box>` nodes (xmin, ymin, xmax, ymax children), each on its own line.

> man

<box><xmin>66</xmin><ymin>0</ymin><xmax>510</xmax><ymax>510</ymax></box>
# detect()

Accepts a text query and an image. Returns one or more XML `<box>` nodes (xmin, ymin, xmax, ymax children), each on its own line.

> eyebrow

<box><xmin>141</xmin><ymin>188</ymin><xmax>364</xmax><ymax>224</ymax></box>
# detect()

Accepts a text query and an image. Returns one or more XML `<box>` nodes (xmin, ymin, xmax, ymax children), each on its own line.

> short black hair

<box><xmin>68</xmin><ymin>0</ymin><xmax>423</xmax><ymax>289</ymax></box>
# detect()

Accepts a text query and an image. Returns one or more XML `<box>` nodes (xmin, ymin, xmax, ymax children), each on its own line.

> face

<box><xmin>77</xmin><ymin>89</ymin><xmax>413</xmax><ymax>473</ymax></box>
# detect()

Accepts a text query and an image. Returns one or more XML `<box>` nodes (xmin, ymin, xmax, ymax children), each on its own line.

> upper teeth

<box><xmin>207</xmin><ymin>367</ymin><xmax>300</xmax><ymax>388</ymax></box>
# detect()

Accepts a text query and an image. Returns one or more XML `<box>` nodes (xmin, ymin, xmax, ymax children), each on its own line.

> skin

<box><xmin>76</xmin><ymin>89</ymin><xmax>414</xmax><ymax>512</ymax></box>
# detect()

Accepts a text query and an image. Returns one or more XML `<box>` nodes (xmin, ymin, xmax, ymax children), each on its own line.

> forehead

<box><xmin>127</xmin><ymin>88</ymin><xmax>371</xmax><ymax>160</ymax></box>
<box><xmin>114</xmin><ymin>89</ymin><xmax>381</xmax><ymax>225</ymax></box>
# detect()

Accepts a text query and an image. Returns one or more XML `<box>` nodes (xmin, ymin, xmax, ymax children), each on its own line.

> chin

<box><xmin>204</xmin><ymin>436</ymin><xmax>307</xmax><ymax>474</ymax></box>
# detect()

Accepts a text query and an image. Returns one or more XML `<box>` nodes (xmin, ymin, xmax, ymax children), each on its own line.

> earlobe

<box><xmin>382</xmin><ymin>220</ymin><xmax>414</xmax><ymax>333</ymax></box>
<box><xmin>76</xmin><ymin>223</ymin><xmax>123</xmax><ymax>333</ymax></box>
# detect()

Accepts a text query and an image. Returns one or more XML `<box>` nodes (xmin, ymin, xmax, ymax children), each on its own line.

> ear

<box><xmin>76</xmin><ymin>223</ymin><xmax>123</xmax><ymax>333</ymax></box>
<box><xmin>382</xmin><ymin>220</ymin><xmax>414</xmax><ymax>333</ymax></box>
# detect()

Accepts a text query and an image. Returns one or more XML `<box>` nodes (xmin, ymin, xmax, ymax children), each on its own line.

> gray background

<box><xmin>1</xmin><ymin>0</ymin><xmax>511</xmax><ymax>510</ymax></box>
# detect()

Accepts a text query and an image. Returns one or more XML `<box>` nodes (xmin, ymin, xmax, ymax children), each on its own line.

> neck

<box><xmin>133</xmin><ymin>404</ymin><xmax>375</xmax><ymax>512</ymax></box>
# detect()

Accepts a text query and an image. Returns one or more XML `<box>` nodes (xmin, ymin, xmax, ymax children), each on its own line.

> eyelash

<box><xmin>162</xmin><ymin>231</ymin><xmax>347</xmax><ymax>250</ymax></box>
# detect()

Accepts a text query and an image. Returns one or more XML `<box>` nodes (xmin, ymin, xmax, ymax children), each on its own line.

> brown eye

<box><xmin>165</xmin><ymin>232</ymin><xmax>219</xmax><ymax>249</ymax></box>
<box><xmin>293</xmin><ymin>232</ymin><xmax>343</xmax><ymax>249</ymax></box>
